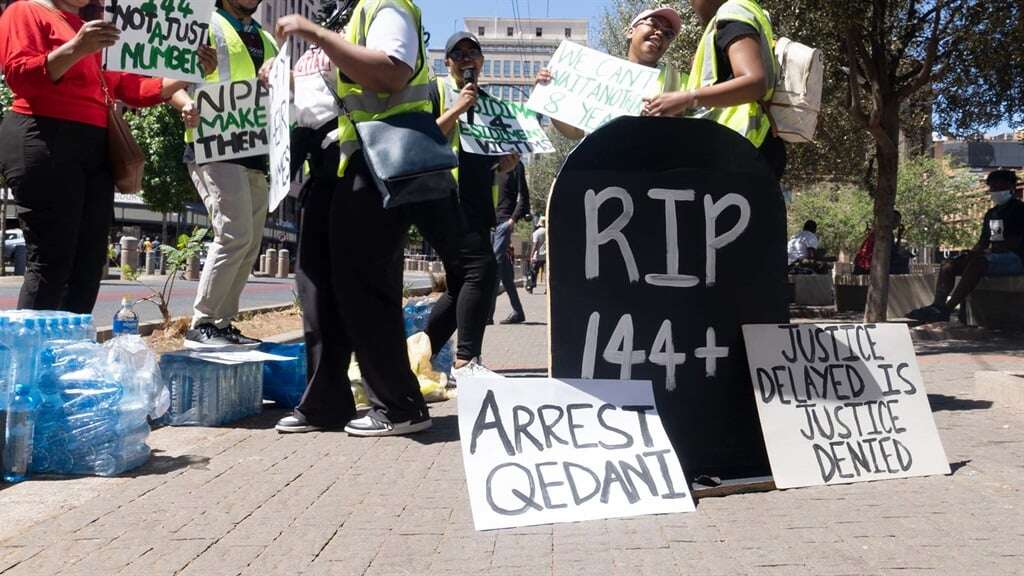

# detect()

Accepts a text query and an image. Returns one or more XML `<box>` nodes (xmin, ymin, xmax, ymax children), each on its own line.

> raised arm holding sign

<box><xmin>104</xmin><ymin>0</ymin><xmax>217</xmax><ymax>81</ymax></box>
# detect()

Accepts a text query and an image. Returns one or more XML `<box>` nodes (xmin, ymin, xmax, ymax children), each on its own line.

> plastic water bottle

<box><xmin>81</xmin><ymin>315</ymin><xmax>97</xmax><ymax>342</ymax></box>
<box><xmin>59</xmin><ymin>317</ymin><xmax>72</xmax><ymax>340</ymax></box>
<box><xmin>112</xmin><ymin>298</ymin><xmax>139</xmax><ymax>337</ymax></box>
<box><xmin>0</xmin><ymin>318</ymin><xmax>11</xmax><ymax>409</ymax></box>
<box><xmin>3</xmin><ymin>384</ymin><xmax>40</xmax><ymax>483</ymax></box>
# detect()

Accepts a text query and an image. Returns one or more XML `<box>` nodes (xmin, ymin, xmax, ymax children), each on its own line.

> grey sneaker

<box><xmin>344</xmin><ymin>414</ymin><xmax>432</xmax><ymax>437</ymax></box>
<box><xmin>275</xmin><ymin>413</ymin><xmax>322</xmax><ymax>433</ymax></box>
<box><xmin>184</xmin><ymin>324</ymin><xmax>234</xmax><ymax>350</ymax></box>
<box><xmin>222</xmin><ymin>325</ymin><xmax>261</xmax><ymax>348</ymax></box>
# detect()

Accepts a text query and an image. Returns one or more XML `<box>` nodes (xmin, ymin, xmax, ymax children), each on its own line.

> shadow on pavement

<box><xmin>949</xmin><ymin>460</ymin><xmax>972</xmax><ymax>475</ymax></box>
<box><xmin>127</xmin><ymin>451</ymin><xmax>212</xmax><ymax>476</ymax></box>
<box><xmin>928</xmin><ymin>394</ymin><xmax>993</xmax><ymax>412</ymax></box>
<box><xmin>496</xmin><ymin>368</ymin><xmax>549</xmax><ymax>377</ymax></box>
<box><xmin>410</xmin><ymin>414</ymin><xmax>459</xmax><ymax>445</ymax></box>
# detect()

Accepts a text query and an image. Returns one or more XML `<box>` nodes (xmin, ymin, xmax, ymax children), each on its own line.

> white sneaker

<box><xmin>344</xmin><ymin>414</ymin><xmax>432</xmax><ymax>437</ymax></box>
<box><xmin>449</xmin><ymin>358</ymin><xmax>503</xmax><ymax>387</ymax></box>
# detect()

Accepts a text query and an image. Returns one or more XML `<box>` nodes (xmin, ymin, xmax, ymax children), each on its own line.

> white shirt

<box><xmin>292</xmin><ymin>46</ymin><xmax>338</xmax><ymax>130</ymax></box>
<box><xmin>787</xmin><ymin>230</ymin><xmax>819</xmax><ymax>264</ymax></box>
<box><xmin>365</xmin><ymin>7</ymin><xmax>420</xmax><ymax>71</ymax></box>
<box><xmin>533</xmin><ymin>227</ymin><xmax>547</xmax><ymax>259</ymax></box>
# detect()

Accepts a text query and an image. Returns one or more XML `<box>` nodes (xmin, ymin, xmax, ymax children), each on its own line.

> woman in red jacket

<box><xmin>0</xmin><ymin>0</ymin><xmax>206</xmax><ymax>313</ymax></box>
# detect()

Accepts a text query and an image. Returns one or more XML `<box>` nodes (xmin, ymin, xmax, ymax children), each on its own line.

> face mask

<box><xmin>991</xmin><ymin>190</ymin><xmax>1013</xmax><ymax>205</ymax></box>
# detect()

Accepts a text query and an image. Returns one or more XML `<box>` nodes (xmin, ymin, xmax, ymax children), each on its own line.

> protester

<box><xmin>787</xmin><ymin>220</ymin><xmax>829</xmax><ymax>274</ymax></box>
<box><xmin>170</xmin><ymin>0</ymin><xmax>278</xmax><ymax>349</ymax></box>
<box><xmin>526</xmin><ymin>217</ymin><xmax>547</xmax><ymax>293</ymax></box>
<box><xmin>854</xmin><ymin>210</ymin><xmax>912</xmax><ymax>275</ymax></box>
<box><xmin>489</xmin><ymin>160</ymin><xmax>532</xmax><ymax>324</ymax></box>
<box><xmin>646</xmin><ymin>0</ymin><xmax>787</xmax><ymax>179</ymax></box>
<box><xmin>0</xmin><ymin>0</ymin><xmax>207</xmax><ymax>313</ymax></box>
<box><xmin>271</xmin><ymin>1</ymin><xmax>436</xmax><ymax>436</ymax></box>
<box><xmin>908</xmin><ymin>170</ymin><xmax>1024</xmax><ymax>323</ymax></box>
<box><xmin>536</xmin><ymin>7</ymin><xmax>684</xmax><ymax>139</ymax></box>
<box><xmin>422</xmin><ymin>31</ymin><xmax>517</xmax><ymax>380</ymax></box>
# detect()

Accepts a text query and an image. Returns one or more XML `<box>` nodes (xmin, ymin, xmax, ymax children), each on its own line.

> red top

<box><xmin>0</xmin><ymin>1</ymin><xmax>165</xmax><ymax>128</ymax></box>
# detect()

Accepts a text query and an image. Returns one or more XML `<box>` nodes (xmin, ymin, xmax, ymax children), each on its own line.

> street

<box><xmin>0</xmin><ymin>272</ymin><xmax>436</xmax><ymax>326</ymax></box>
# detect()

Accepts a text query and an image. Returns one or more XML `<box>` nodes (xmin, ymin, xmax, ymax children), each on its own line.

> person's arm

<box><xmin>512</xmin><ymin>166</ymin><xmax>531</xmax><ymax>222</ymax></box>
<box><xmin>45</xmin><ymin>20</ymin><xmax>120</xmax><ymax>82</ymax></box>
<box><xmin>643</xmin><ymin>35</ymin><xmax>768</xmax><ymax>117</ymax></box>
<box><xmin>275</xmin><ymin>15</ymin><xmax>412</xmax><ymax>94</ymax></box>
<box><xmin>533</xmin><ymin>68</ymin><xmax>585</xmax><ymax>140</ymax></box>
<box><xmin>437</xmin><ymin>83</ymin><xmax>477</xmax><ymax>137</ymax></box>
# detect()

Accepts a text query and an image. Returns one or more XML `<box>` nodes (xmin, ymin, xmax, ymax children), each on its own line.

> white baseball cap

<box><xmin>630</xmin><ymin>7</ymin><xmax>683</xmax><ymax>37</ymax></box>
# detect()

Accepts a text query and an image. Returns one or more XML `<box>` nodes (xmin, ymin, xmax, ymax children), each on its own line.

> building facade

<box><xmin>428</xmin><ymin>16</ymin><xmax>588</xmax><ymax>103</ymax></box>
<box><xmin>257</xmin><ymin>0</ymin><xmax>321</xmax><ymax>66</ymax></box>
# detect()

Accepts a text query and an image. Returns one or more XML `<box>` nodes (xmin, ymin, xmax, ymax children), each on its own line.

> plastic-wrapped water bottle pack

<box><xmin>160</xmin><ymin>354</ymin><xmax>264</xmax><ymax>426</ymax></box>
<box><xmin>0</xmin><ymin>310</ymin><xmax>165</xmax><ymax>481</ymax></box>
<box><xmin>402</xmin><ymin>298</ymin><xmax>454</xmax><ymax>375</ymax></box>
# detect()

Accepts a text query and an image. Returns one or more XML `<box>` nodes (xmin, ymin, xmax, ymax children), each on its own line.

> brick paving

<box><xmin>1</xmin><ymin>286</ymin><xmax>1023</xmax><ymax>575</ymax></box>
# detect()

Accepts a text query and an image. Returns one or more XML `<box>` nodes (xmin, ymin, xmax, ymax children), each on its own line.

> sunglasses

<box><xmin>636</xmin><ymin>17</ymin><xmax>678</xmax><ymax>40</ymax></box>
<box><xmin>449</xmin><ymin>48</ymin><xmax>483</xmax><ymax>61</ymax></box>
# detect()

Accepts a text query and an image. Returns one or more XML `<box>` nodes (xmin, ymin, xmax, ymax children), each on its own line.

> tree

<box><xmin>124</xmin><ymin>104</ymin><xmax>198</xmax><ymax>242</ymax></box>
<box><xmin>788</xmin><ymin>183</ymin><xmax>874</xmax><ymax>259</ymax></box>
<box><xmin>823</xmin><ymin>0</ymin><xmax>1017</xmax><ymax>321</ymax></box>
<box><xmin>525</xmin><ymin>127</ymin><xmax>576</xmax><ymax>216</ymax></box>
<box><xmin>895</xmin><ymin>156</ymin><xmax>977</xmax><ymax>250</ymax></box>
<box><xmin>124</xmin><ymin>227</ymin><xmax>209</xmax><ymax>329</ymax></box>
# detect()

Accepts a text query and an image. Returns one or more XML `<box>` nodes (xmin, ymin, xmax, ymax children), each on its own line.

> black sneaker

<box><xmin>222</xmin><ymin>325</ymin><xmax>261</xmax><ymax>348</ymax></box>
<box><xmin>184</xmin><ymin>324</ymin><xmax>234</xmax><ymax>350</ymax></box>
<box><xmin>275</xmin><ymin>413</ymin><xmax>322</xmax><ymax>433</ymax></box>
<box><xmin>907</xmin><ymin>305</ymin><xmax>950</xmax><ymax>323</ymax></box>
<box><xmin>344</xmin><ymin>414</ymin><xmax>432</xmax><ymax>437</ymax></box>
<box><xmin>500</xmin><ymin>313</ymin><xmax>526</xmax><ymax>324</ymax></box>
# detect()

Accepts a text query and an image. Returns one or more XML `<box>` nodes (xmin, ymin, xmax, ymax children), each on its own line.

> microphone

<box><xmin>463</xmin><ymin>68</ymin><xmax>476</xmax><ymax>124</ymax></box>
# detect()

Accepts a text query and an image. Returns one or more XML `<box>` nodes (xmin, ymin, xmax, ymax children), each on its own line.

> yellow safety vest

<box><xmin>686</xmin><ymin>0</ymin><xmax>776</xmax><ymax>148</ymax></box>
<box><xmin>436</xmin><ymin>76</ymin><xmax>501</xmax><ymax>207</ymax></box>
<box><xmin>184</xmin><ymin>12</ymin><xmax>278</xmax><ymax>143</ymax></box>
<box><xmin>336</xmin><ymin>0</ymin><xmax>433</xmax><ymax>177</ymax></box>
<box><xmin>658</xmin><ymin>62</ymin><xmax>684</xmax><ymax>94</ymax></box>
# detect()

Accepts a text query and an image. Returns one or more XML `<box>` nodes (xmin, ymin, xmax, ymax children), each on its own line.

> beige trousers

<box><xmin>189</xmin><ymin>162</ymin><xmax>269</xmax><ymax>329</ymax></box>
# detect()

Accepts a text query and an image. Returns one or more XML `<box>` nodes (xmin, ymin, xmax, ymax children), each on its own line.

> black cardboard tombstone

<box><xmin>548</xmin><ymin>117</ymin><xmax>787</xmax><ymax>479</ymax></box>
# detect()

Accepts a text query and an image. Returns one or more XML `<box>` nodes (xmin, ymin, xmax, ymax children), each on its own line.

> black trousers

<box><xmin>294</xmin><ymin>150</ymin><xmax>429</xmax><ymax>425</ymax></box>
<box><xmin>0</xmin><ymin>112</ymin><xmax>113</xmax><ymax>313</ymax></box>
<box><xmin>413</xmin><ymin>206</ymin><xmax>496</xmax><ymax>361</ymax></box>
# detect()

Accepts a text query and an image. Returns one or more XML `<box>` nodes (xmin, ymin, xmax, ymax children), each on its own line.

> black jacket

<box><xmin>495</xmin><ymin>162</ymin><xmax>532</xmax><ymax>223</ymax></box>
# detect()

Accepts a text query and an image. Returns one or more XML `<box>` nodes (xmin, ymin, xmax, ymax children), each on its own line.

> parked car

<box><xmin>2</xmin><ymin>229</ymin><xmax>25</xmax><ymax>260</ymax></box>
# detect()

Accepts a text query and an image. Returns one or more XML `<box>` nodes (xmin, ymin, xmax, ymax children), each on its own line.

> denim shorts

<box><xmin>986</xmin><ymin>252</ymin><xmax>1024</xmax><ymax>276</ymax></box>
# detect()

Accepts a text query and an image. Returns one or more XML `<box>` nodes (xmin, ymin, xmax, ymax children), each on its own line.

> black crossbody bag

<box><xmin>320</xmin><ymin>48</ymin><xmax>457</xmax><ymax>209</ymax></box>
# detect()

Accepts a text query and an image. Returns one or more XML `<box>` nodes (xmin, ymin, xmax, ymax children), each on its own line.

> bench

<box><xmin>960</xmin><ymin>276</ymin><xmax>1024</xmax><ymax>329</ymax></box>
<box><xmin>786</xmin><ymin>274</ymin><xmax>834</xmax><ymax>306</ymax></box>
<box><xmin>833</xmin><ymin>273</ymin><xmax>937</xmax><ymax>318</ymax></box>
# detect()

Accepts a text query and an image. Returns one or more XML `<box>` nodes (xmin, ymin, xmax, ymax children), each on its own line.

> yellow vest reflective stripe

<box><xmin>687</xmin><ymin>0</ymin><xmax>776</xmax><ymax>148</ymax></box>
<box><xmin>336</xmin><ymin>0</ymin><xmax>433</xmax><ymax>177</ymax></box>
<box><xmin>436</xmin><ymin>76</ymin><xmax>500</xmax><ymax>207</ymax></box>
<box><xmin>184</xmin><ymin>13</ymin><xmax>278</xmax><ymax>143</ymax></box>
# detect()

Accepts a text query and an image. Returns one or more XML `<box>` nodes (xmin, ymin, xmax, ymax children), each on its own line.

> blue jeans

<box><xmin>986</xmin><ymin>252</ymin><xmax>1024</xmax><ymax>276</ymax></box>
<box><xmin>490</xmin><ymin>220</ymin><xmax>524</xmax><ymax>320</ymax></box>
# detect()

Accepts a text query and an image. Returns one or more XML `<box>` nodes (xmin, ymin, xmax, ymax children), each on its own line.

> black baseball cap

<box><xmin>445</xmin><ymin>32</ymin><xmax>481</xmax><ymax>56</ymax></box>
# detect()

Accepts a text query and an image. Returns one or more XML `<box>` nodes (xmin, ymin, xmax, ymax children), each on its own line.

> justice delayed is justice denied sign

<box><xmin>743</xmin><ymin>323</ymin><xmax>950</xmax><ymax>489</ymax></box>
<box><xmin>104</xmin><ymin>0</ymin><xmax>216</xmax><ymax>82</ymax></box>
<box><xmin>457</xmin><ymin>377</ymin><xmax>695</xmax><ymax>531</ymax></box>
<box><xmin>527</xmin><ymin>41</ymin><xmax>662</xmax><ymax>134</ymax></box>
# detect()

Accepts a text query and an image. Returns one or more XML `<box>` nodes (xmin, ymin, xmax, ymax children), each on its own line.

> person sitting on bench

<box><xmin>908</xmin><ymin>170</ymin><xmax>1024</xmax><ymax>323</ymax></box>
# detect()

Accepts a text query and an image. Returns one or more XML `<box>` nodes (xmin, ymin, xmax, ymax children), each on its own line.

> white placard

<box><xmin>193</xmin><ymin>79</ymin><xmax>269</xmax><ymax>164</ymax></box>
<box><xmin>526</xmin><ymin>41</ymin><xmax>662</xmax><ymax>134</ymax></box>
<box><xmin>458</xmin><ymin>90</ymin><xmax>554</xmax><ymax>156</ymax></box>
<box><xmin>743</xmin><ymin>323</ymin><xmax>951</xmax><ymax>489</ymax></box>
<box><xmin>104</xmin><ymin>0</ymin><xmax>216</xmax><ymax>81</ymax></box>
<box><xmin>458</xmin><ymin>377</ymin><xmax>695</xmax><ymax>531</ymax></box>
<box><xmin>268</xmin><ymin>43</ymin><xmax>291</xmax><ymax>213</ymax></box>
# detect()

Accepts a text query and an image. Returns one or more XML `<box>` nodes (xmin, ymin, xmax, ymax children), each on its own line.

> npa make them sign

<box><xmin>743</xmin><ymin>323</ymin><xmax>950</xmax><ymax>489</ymax></box>
<box><xmin>104</xmin><ymin>0</ymin><xmax>215</xmax><ymax>81</ymax></box>
<box><xmin>194</xmin><ymin>79</ymin><xmax>268</xmax><ymax>164</ymax></box>
<box><xmin>458</xmin><ymin>377</ymin><xmax>694</xmax><ymax>531</ymax></box>
<box><xmin>549</xmin><ymin>117</ymin><xmax>788</xmax><ymax>480</ymax></box>
<box><xmin>527</xmin><ymin>41</ymin><xmax>661</xmax><ymax>133</ymax></box>
<box><xmin>459</xmin><ymin>91</ymin><xmax>554</xmax><ymax>156</ymax></box>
